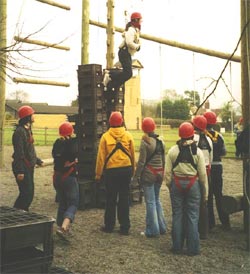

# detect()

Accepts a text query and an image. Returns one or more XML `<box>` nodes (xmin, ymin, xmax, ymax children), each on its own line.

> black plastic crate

<box><xmin>78</xmin><ymin>64</ymin><xmax>102</xmax><ymax>75</ymax></box>
<box><xmin>78</xmin><ymin>151</ymin><xmax>97</xmax><ymax>163</ymax></box>
<box><xmin>1</xmin><ymin>246</ymin><xmax>53</xmax><ymax>274</ymax></box>
<box><xmin>0</xmin><ymin>207</ymin><xmax>54</xmax><ymax>254</ymax></box>
<box><xmin>78</xmin><ymin>97</ymin><xmax>104</xmax><ymax>111</ymax></box>
<box><xmin>78</xmin><ymin>112</ymin><xmax>107</xmax><ymax>123</ymax></box>
<box><xmin>78</xmin><ymin>86</ymin><xmax>103</xmax><ymax>97</ymax></box>
<box><xmin>77</xmin><ymin>163</ymin><xmax>96</xmax><ymax>179</ymax></box>
<box><xmin>78</xmin><ymin>179</ymin><xmax>96</xmax><ymax>210</ymax></box>
<box><xmin>77</xmin><ymin>137</ymin><xmax>100</xmax><ymax>151</ymax></box>
<box><xmin>95</xmin><ymin>182</ymin><xmax>106</xmax><ymax>209</ymax></box>
<box><xmin>50</xmin><ymin>266</ymin><xmax>74</xmax><ymax>274</ymax></box>
<box><xmin>78</xmin><ymin>75</ymin><xmax>103</xmax><ymax>87</ymax></box>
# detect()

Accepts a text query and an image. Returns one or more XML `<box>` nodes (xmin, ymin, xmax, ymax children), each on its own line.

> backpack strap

<box><xmin>198</xmin><ymin>133</ymin><xmax>212</xmax><ymax>153</ymax></box>
<box><xmin>205</xmin><ymin>130</ymin><xmax>219</xmax><ymax>143</ymax></box>
<box><xmin>144</xmin><ymin>138</ymin><xmax>164</xmax><ymax>167</ymax></box>
<box><xmin>172</xmin><ymin>142</ymin><xmax>197</xmax><ymax>170</ymax></box>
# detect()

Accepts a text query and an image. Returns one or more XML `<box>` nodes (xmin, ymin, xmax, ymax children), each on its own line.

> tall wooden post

<box><xmin>106</xmin><ymin>0</ymin><xmax>115</xmax><ymax>69</ymax></box>
<box><xmin>0</xmin><ymin>0</ymin><xmax>7</xmax><ymax>168</ymax></box>
<box><xmin>81</xmin><ymin>0</ymin><xmax>89</xmax><ymax>64</ymax></box>
<box><xmin>241</xmin><ymin>0</ymin><xmax>250</xmax><ymax>251</ymax></box>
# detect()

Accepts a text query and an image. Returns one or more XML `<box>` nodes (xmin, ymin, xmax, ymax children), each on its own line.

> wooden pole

<box><xmin>89</xmin><ymin>19</ymin><xmax>241</xmax><ymax>63</ymax></box>
<box><xmin>0</xmin><ymin>0</ymin><xmax>7</xmax><ymax>169</ymax></box>
<box><xmin>13</xmin><ymin>78</ymin><xmax>70</xmax><ymax>87</ymax></box>
<box><xmin>106</xmin><ymin>0</ymin><xmax>115</xmax><ymax>69</ymax></box>
<box><xmin>81</xmin><ymin>0</ymin><xmax>89</xmax><ymax>64</ymax></box>
<box><xmin>14</xmin><ymin>36</ymin><xmax>70</xmax><ymax>51</ymax></box>
<box><xmin>241</xmin><ymin>0</ymin><xmax>250</xmax><ymax>251</ymax></box>
<box><xmin>35</xmin><ymin>0</ymin><xmax>70</xmax><ymax>10</ymax></box>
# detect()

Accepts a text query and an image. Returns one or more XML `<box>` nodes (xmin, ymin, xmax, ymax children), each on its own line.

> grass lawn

<box><xmin>3</xmin><ymin>126</ymin><xmax>237</xmax><ymax>158</ymax></box>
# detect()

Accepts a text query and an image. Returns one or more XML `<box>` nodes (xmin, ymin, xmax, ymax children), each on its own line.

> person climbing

<box><xmin>102</xmin><ymin>12</ymin><xmax>142</xmax><ymax>91</ymax></box>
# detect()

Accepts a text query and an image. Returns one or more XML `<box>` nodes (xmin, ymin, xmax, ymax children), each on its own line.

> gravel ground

<box><xmin>0</xmin><ymin>146</ymin><xmax>249</xmax><ymax>274</ymax></box>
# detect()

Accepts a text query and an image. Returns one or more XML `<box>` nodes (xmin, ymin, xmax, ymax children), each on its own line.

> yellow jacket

<box><xmin>95</xmin><ymin>127</ymin><xmax>135</xmax><ymax>180</ymax></box>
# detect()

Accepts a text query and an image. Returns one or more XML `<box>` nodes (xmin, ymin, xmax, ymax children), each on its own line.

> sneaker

<box><xmin>140</xmin><ymin>231</ymin><xmax>159</xmax><ymax>238</ymax></box>
<box><xmin>102</xmin><ymin>70</ymin><xmax>111</xmax><ymax>87</ymax></box>
<box><xmin>56</xmin><ymin>228</ymin><xmax>71</xmax><ymax>241</ymax></box>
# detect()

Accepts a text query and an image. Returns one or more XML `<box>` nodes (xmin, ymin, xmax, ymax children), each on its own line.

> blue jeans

<box><xmin>170</xmin><ymin>178</ymin><xmax>201</xmax><ymax>255</ymax></box>
<box><xmin>143</xmin><ymin>183</ymin><xmax>167</xmax><ymax>237</ymax></box>
<box><xmin>54</xmin><ymin>174</ymin><xmax>79</xmax><ymax>227</ymax></box>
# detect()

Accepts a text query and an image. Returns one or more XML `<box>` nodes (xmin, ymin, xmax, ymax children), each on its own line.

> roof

<box><xmin>5</xmin><ymin>100</ymin><xmax>78</xmax><ymax>115</ymax></box>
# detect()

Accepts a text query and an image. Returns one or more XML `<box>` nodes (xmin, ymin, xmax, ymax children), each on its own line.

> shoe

<box><xmin>102</xmin><ymin>70</ymin><xmax>111</xmax><ymax>87</ymax></box>
<box><xmin>140</xmin><ymin>231</ymin><xmax>159</xmax><ymax>238</ymax></box>
<box><xmin>221</xmin><ymin>224</ymin><xmax>231</xmax><ymax>231</ymax></box>
<box><xmin>100</xmin><ymin>226</ymin><xmax>113</xmax><ymax>233</ymax></box>
<box><xmin>170</xmin><ymin>248</ymin><xmax>183</xmax><ymax>255</ymax></box>
<box><xmin>56</xmin><ymin>228</ymin><xmax>71</xmax><ymax>241</ymax></box>
<box><xmin>119</xmin><ymin>230</ymin><xmax>129</xmax><ymax>236</ymax></box>
<box><xmin>186</xmin><ymin>251</ymin><xmax>200</xmax><ymax>256</ymax></box>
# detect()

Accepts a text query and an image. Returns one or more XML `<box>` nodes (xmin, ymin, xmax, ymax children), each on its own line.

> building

<box><xmin>5</xmin><ymin>100</ymin><xmax>78</xmax><ymax>128</ymax></box>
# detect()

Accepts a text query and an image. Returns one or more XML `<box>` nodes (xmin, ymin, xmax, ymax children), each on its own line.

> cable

<box><xmin>195</xmin><ymin>18</ymin><xmax>250</xmax><ymax>115</ymax></box>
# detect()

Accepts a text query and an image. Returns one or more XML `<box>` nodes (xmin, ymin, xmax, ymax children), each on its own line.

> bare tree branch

<box><xmin>194</xmin><ymin>18</ymin><xmax>250</xmax><ymax>114</ymax></box>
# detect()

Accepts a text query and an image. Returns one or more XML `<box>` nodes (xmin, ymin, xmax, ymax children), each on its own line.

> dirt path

<box><xmin>0</xmin><ymin>146</ymin><xmax>249</xmax><ymax>274</ymax></box>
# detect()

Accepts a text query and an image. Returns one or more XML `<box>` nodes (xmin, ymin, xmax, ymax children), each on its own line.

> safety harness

<box><xmin>205</xmin><ymin>130</ymin><xmax>219</xmax><ymax>143</ymax></box>
<box><xmin>144</xmin><ymin>138</ymin><xmax>165</xmax><ymax>177</ymax></box>
<box><xmin>103</xmin><ymin>135</ymin><xmax>132</xmax><ymax>170</ymax></box>
<box><xmin>172</xmin><ymin>142</ymin><xmax>198</xmax><ymax>193</ymax></box>
<box><xmin>197</xmin><ymin>133</ymin><xmax>212</xmax><ymax>175</ymax></box>
<box><xmin>52</xmin><ymin>137</ymin><xmax>77</xmax><ymax>183</ymax></box>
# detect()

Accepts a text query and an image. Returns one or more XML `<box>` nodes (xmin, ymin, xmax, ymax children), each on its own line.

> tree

<box><xmin>142</xmin><ymin>101</ymin><xmax>158</xmax><ymax>118</ymax></box>
<box><xmin>71</xmin><ymin>98</ymin><xmax>78</xmax><ymax>107</ymax></box>
<box><xmin>220</xmin><ymin>102</ymin><xmax>236</xmax><ymax>131</ymax></box>
<box><xmin>7</xmin><ymin>90</ymin><xmax>30</xmax><ymax>102</ymax></box>
<box><xmin>158</xmin><ymin>98</ymin><xmax>190</xmax><ymax>120</ymax></box>
<box><xmin>184</xmin><ymin>90</ymin><xmax>200</xmax><ymax>107</ymax></box>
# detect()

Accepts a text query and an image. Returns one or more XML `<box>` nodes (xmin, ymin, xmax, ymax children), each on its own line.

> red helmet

<box><xmin>179</xmin><ymin>122</ymin><xmax>194</xmax><ymax>139</ymax></box>
<box><xmin>239</xmin><ymin>117</ymin><xmax>243</xmax><ymax>124</ymax></box>
<box><xmin>59</xmin><ymin>122</ymin><xmax>73</xmax><ymax>137</ymax></box>
<box><xmin>109</xmin><ymin>111</ymin><xmax>123</xmax><ymax>127</ymax></box>
<box><xmin>130</xmin><ymin>12</ymin><xmax>142</xmax><ymax>29</ymax></box>
<box><xmin>192</xmin><ymin>115</ymin><xmax>207</xmax><ymax>131</ymax></box>
<box><xmin>142</xmin><ymin>117</ymin><xmax>156</xmax><ymax>133</ymax></box>
<box><xmin>18</xmin><ymin>105</ymin><xmax>34</xmax><ymax>119</ymax></box>
<box><xmin>131</xmin><ymin>12</ymin><xmax>142</xmax><ymax>20</ymax></box>
<box><xmin>203</xmin><ymin>111</ymin><xmax>217</xmax><ymax>125</ymax></box>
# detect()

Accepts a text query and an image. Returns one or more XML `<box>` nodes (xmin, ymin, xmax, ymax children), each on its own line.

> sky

<box><xmin>6</xmin><ymin>0</ymin><xmax>242</xmax><ymax>110</ymax></box>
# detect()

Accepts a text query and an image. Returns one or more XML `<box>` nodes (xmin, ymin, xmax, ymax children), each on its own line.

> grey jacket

<box><xmin>134</xmin><ymin>134</ymin><xmax>165</xmax><ymax>185</ymax></box>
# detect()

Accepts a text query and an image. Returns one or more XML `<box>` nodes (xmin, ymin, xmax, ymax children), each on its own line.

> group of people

<box><xmin>12</xmin><ymin>105</ymin><xmax>233</xmax><ymax>255</ymax></box>
<box><xmin>10</xmin><ymin>11</ymin><xmax>237</xmax><ymax>256</ymax></box>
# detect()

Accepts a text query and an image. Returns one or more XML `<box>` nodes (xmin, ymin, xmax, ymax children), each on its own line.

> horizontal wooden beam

<box><xmin>14</xmin><ymin>36</ymin><xmax>70</xmax><ymax>51</ymax></box>
<box><xmin>35</xmin><ymin>0</ymin><xmax>70</xmax><ymax>10</ymax></box>
<box><xmin>13</xmin><ymin>77</ymin><xmax>70</xmax><ymax>87</ymax></box>
<box><xmin>89</xmin><ymin>19</ymin><xmax>241</xmax><ymax>63</ymax></box>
